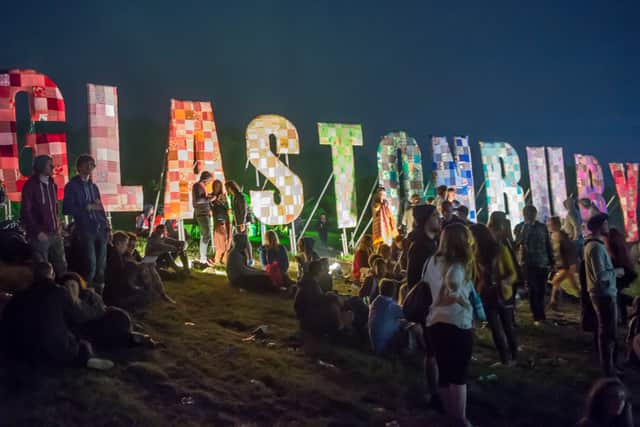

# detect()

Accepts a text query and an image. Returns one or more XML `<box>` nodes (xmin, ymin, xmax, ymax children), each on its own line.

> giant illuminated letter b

<box><xmin>246</xmin><ymin>115</ymin><xmax>304</xmax><ymax>225</ymax></box>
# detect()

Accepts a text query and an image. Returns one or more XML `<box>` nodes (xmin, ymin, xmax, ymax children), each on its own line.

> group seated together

<box><xmin>3</xmin><ymin>156</ymin><xmax>639</xmax><ymax>426</ymax></box>
<box><xmin>289</xmin><ymin>184</ymin><xmax>640</xmax><ymax>426</ymax></box>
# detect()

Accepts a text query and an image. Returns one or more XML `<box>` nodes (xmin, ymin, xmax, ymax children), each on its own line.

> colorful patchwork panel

<box><xmin>163</xmin><ymin>99</ymin><xmax>226</xmax><ymax>219</ymax></box>
<box><xmin>87</xmin><ymin>84</ymin><xmax>142</xmax><ymax>212</ymax></box>
<box><xmin>479</xmin><ymin>142</ymin><xmax>525</xmax><ymax>225</ymax></box>
<box><xmin>377</xmin><ymin>131</ymin><xmax>424</xmax><ymax>219</ymax></box>
<box><xmin>432</xmin><ymin>136</ymin><xmax>477</xmax><ymax>221</ymax></box>
<box><xmin>0</xmin><ymin>69</ymin><xmax>68</xmax><ymax>200</ymax></box>
<box><xmin>526</xmin><ymin>147</ymin><xmax>551</xmax><ymax>221</ymax></box>
<box><xmin>575</xmin><ymin>154</ymin><xmax>607</xmax><ymax>218</ymax></box>
<box><xmin>609</xmin><ymin>163</ymin><xmax>638</xmax><ymax>242</ymax></box>
<box><xmin>246</xmin><ymin>115</ymin><xmax>303</xmax><ymax>225</ymax></box>
<box><xmin>318</xmin><ymin>122</ymin><xmax>363</xmax><ymax>229</ymax></box>
<box><xmin>546</xmin><ymin>147</ymin><xmax>568</xmax><ymax>218</ymax></box>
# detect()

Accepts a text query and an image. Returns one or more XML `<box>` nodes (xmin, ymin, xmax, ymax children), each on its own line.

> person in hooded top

<box><xmin>20</xmin><ymin>154</ymin><xmax>67</xmax><ymax>278</ymax></box>
<box><xmin>226</xmin><ymin>233</ymin><xmax>278</xmax><ymax>292</ymax></box>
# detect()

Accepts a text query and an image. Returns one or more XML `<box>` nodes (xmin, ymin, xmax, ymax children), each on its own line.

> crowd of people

<box><xmin>291</xmin><ymin>184</ymin><xmax>639</xmax><ymax>426</ymax></box>
<box><xmin>0</xmin><ymin>154</ymin><xmax>175</xmax><ymax>374</ymax></box>
<box><xmin>1</xmin><ymin>156</ymin><xmax>639</xmax><ymax>425</ymax></box>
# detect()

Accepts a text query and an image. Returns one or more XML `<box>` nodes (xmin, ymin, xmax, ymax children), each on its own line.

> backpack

<box><xmin>402</xmin><ymin>256</ymin><xmax>433</xmax><ymax>324</ymax></box>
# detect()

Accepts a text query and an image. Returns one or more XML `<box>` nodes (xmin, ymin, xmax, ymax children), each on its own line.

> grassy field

<box><xmin>1</xmin><ymin>271</ymin><xmax>639</xmax><ymax>427</ymax></box>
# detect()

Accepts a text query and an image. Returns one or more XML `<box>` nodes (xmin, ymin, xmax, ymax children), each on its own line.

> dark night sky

<box><xmin>2</xmin><ymin>1</ymin><xmax>639</xmax><ymax>177</ymax></box>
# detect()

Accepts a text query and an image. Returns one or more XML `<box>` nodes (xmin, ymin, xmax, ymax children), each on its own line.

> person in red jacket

<box><xmin>20</xmin><ymin>155</ymin><xmax>67</xmax><ymax>277</ymax></box>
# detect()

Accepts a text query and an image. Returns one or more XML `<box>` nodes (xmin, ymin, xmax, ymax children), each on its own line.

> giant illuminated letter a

<box><xmin>246</xmin><ymin>115</ymin><xmax>304</xmax><ymax>225</ymax></box>
<box><xmin>0</xmin><ymin>69</ymin><xmax>68</xmax><ymax>200</ymax></box>
<box><xmin>163</xmin><ymin>99</ymin><xmax>226</xmax><ymax>219</ymax></box>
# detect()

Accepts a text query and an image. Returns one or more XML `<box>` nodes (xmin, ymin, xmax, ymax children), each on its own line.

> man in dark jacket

<box><xmin>514</xmin><ymin>205</ymin><xmax>554</xmax><ymax>324</ymax></box>
<box><xmin>406</xmin><ymin>204</ymin><xmax>439</xmax><ymax>290</ymax></box>
<box><xmin>62</xmin><ymin>155</ymin><xmax>109</xmax><ymax>292</ymax></box>
<box><xmin>20</xmin><ymin>155</ymin><xmax>67</xmax><ymax>277</ymax></box>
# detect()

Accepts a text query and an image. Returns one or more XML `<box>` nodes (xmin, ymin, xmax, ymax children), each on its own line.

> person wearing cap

<box><xmin>584</xmin><ymin>212</ymin><xmax>624</xmax><ymax>377</ymax></box>
<box><xmin>21</xmin><ymin>155</ymin><xmax>67</xmax><ymax>278</ymax></box>
<box><xmin>192</xmin><ymin>171</ymin><xmax>213</xmax><ymax>268</ymax></box>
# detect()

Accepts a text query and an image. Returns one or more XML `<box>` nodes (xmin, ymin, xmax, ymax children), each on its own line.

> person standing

<box><xmin>211</xmin><ymin>179</ymin><xmax>231</xmax><ymax>265</ymax></box>
<box><xmin>20</xmin><ymin>155</ymin><xmax>67</xmax><ymax>278</ymax></box>
<box><xmin>63</xmin><ymin>155</ymin><xmax>109</xmax><ymax>292</ymax></box>
<box><xmin>192</xmin><ymin>171</ymin><xmax>213</xmax><ymax>268</ymax></box>
<box><xmin>514</xmin><ymin>205</ymin><xmax>553</xmax><ymax>325</ymax></box>
<box><xmin>422</xmin><ymin>223</ymin><xmax>476</xmax><ymax>426</ymax></box>
<box><xmin>225</xmin><ymin>180</ymin><xmax>252</xmax><ymax>264</ymax></box>
<box><xmin>547</xmin><ymin>216</ymin><xmax>579</xmax><ymax>311</ymax></box>
<box><xmin>317</xmin><ymin>213</ymin><xmax>329</xmax><ymax>248</ymax></box>
<box><xmin>372</xmin><ymin>187</ymin><xmax>397</xmax><ymax>248</ymax></box>
<box><xmin>400</xmin><ymin>193</ymin><xmax>421</xmax><ymax>235</ymax></box>
<box><xmin>584</xmin><ymin>213</ymin><xmax>624</xmax><ymax>377</ymax></box>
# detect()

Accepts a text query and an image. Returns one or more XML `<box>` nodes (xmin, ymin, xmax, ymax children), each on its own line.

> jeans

<box><xmin>486</xmin><ymin>306</ymin><xmax>518</xmax><ymax>364</ymax></box>
<box><xmin>78</xmin><ymin>230</ymin><xmax>108</xmax><ymax>289</ymax></box>
<box><xmin>590</xmin><ymin>295</ymin><xmax>618</xmax><ymax>376</ymax></box>
<box><xmin>526</xmin><ymin>265</ymin><xmax>548</xmax><ymax>321</ymax></box>
<box><xmin>30</xmin><ymin>232</ymin><xmax>67</xmax><ymax>278</ymax></box>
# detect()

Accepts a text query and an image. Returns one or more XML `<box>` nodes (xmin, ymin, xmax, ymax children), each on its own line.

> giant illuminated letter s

<box><xmin>0</xmin><ymin>69</ymin><xmax>68</xmax><ymax>200</ymax></box>
<box><xmin>246</xmin><ymin>115</ymin><xmax>304</xmax><ymax>225</ymax></box>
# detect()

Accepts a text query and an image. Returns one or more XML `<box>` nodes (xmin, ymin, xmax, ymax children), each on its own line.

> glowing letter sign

<box><xmin>246</xmin><ymin>115</ymin><xmax>303</xmax><ymax>225</ymax></box>
<box><xmin>480</xmin><ymin>142</ymin><xmax>525</xmax><ymax>225</ymax></box>
<box><xmin>609</xmin><ymin>163</ymin><xmax>638</xmax><ymax>242</ymax></box>
<box><xmin>87</xmin><ymin>84</ymin><xmax>142</xmax><ymax>211</ymax></box>
<box><xmin>0</xmin><ymin>69</ymin><xmax>68</xmax><ymax>200</ymax></box>
<box><xmin>377</xmin><ymin>131</ymin><xmax>424</xmax><ymax>219</ymax></box>
<box><xmin>432</xmin><ymin>136</ymin><xmax>477</xmax><ymax>221</ymax></box>
<box><xmin>575</xmin><ymin>154</ymin><xmax>607</xmax><ymax>217</ymax></box>
<box><xmin>163</xmin><ymin>99</ymin><xmax>226</xmax><ymax>219</ymax></box>
<box><xmin>318</xmin><ymin>122</ymin><xmax>363</xmax><ymax>229</ymax></box>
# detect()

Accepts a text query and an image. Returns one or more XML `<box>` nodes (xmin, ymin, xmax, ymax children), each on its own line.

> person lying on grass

<box><xmin>368</xmin><ymin>278</ymin><xmax>425</xmax><ymax>356</ymax></box>
<box><xmin>294</xmin><ymin>259</ymin><xmax>353</xmax><ymax>337</ymax></box>
<box><xmin>60</xmin><ymin>272</ymin><xmax>158</xmax><ymax>349</ymax></box>
<box><xmin>0</xmin><ymin>262</ymin><xmax>113</xmax><ymax>371</ymax></box>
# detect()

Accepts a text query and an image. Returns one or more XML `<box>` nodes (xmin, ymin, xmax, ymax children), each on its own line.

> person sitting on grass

<box><xmin>104</xmin><ymin>232</ymin><xmax>174</xmax><ymax>309</ymax></box>
<box><xmin>296</xmin><ymin>237</ymin><xmax>320</xmax><ymax>280</ymax></box>
<box><xmin>146</xmin><ymin>224</ymin><xmax>189</xmax><ymax>277</ymax></box>
<box><xmin>227</xmin><ymin>233</ymin><xmax>279</xmax><ymax>292</ymax></box>
<box><xmin>360</xmin><ymin>257</ymin><xmax>388</xmax><ymax>303</ymax></box>
<box><xmin>294</xmin><ymin>259</ymin><xmax>352</xmax><ymax>337</ymax></box>
<box><xmin>0</xmin><ymin>262</ymin><xmax>113</xmax><ymax>371</ymax></box>
<box><xmin>352</xmin><ymin>234</ymin><xmax>373</xmax><ymax>283</ymax></box>
<box><xmin>368</xmin><ymin>278</ymin><xmax>424</xmax><ymax>356</ymax></box>
<box><xmin>576</xmin><ymin>377</ymin><xmax>633</xmax><ymax>427</ymax></box>
<box><xmin>125</xmin><ymin>232</ymin><xmax>143</xmax><ymax>262</ymax></box>
<box><xmin>259</xmin><ymin>230</ymin><xmax>290</xmax><ymax>287</ymax></box>
<box><xmin>59</xmin><ymin>272</ymin><xmax>157</xmax><ymax>349</ymax></box>
<box><xmin>626</xmin><ymin>297</ymin><xmax>640</xmax><ymax>367</ymax></box>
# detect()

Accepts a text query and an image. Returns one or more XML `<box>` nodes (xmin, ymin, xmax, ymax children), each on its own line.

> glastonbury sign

<box><xmin>1</xmin><ymin>69</ymin><xmax>637</xmax><ymax>241</ymax></box>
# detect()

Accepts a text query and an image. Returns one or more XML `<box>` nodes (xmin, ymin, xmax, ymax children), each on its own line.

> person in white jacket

<box><xmin>422</xmin><ymin>223</ymin><xmax>476</xmax><ymax>426</ymax></box>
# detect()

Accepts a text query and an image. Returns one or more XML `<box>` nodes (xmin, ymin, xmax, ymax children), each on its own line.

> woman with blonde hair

<box><xmin>211</xmin><ymin>179</ymin><xmax>232</xmax><ymax>265</ymax></box>
<box><xmin>352</xmin><ymin>234</ymin><xmax>373</xmax><ymax>282</ymax></box>
<box><xmin>422</xmin><ymin>223</ymin><xmax>476</xmax><ymax>426</ymax></box>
